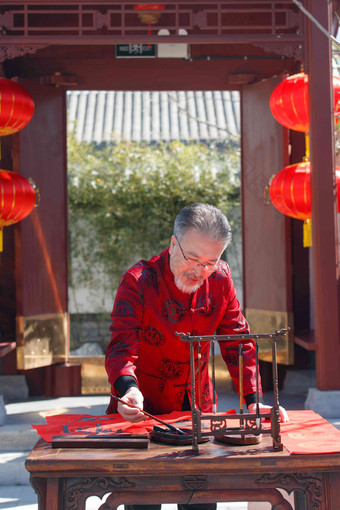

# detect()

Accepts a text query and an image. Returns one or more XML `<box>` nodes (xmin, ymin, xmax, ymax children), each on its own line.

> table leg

<box><xmin>324</xmin><ymin>472</ymin><xmax>340</xmax><ymax>510</ymax></box>
<box><xmin>30</xmin><ymin>477</ymin><xmax>47</xmax><ymax>510</ymax></box>
<box><xmin>294</xmin><ymin>491</ymin><xmax>307</xmax><ymax>510</ymax></box>
<box><xmin>46</xmin><ymin>478</ymin><xmax>60</xmax><ymax>510</ymax></box>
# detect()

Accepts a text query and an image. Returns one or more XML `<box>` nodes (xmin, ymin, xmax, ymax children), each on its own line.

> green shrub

<box><xmin>68</xmin><ymin>135</ymin><xmax>241</xmax><ymax>292</ymax></box>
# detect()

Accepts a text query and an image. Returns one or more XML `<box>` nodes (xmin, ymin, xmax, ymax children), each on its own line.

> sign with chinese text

<box><xmin>115</xmin><ymin>44</ymin><xmax>157</xmax><ymax>58</ymax></box>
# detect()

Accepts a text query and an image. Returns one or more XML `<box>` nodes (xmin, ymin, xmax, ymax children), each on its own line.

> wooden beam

<box><xmin>307</xmin><ymin>0</ymin><xmax>340</xmax><ymax>389</ymax></box>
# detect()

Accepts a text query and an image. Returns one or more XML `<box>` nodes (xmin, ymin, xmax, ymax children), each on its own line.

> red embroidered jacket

<box><xmin>105</xmin><ymin>248</ymin><xmax>262</xmax><ymax>415</ymax></box>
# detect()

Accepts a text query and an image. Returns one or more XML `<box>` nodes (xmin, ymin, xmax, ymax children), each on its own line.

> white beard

<box><xmin>174</xmin><ymin>275</ymin><xmax>203</xmax><ymax>294</ymax></box>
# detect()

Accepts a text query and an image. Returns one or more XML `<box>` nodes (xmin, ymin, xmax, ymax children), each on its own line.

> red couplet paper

<box><xmin>32</xmin><ymin>409</ymin><xmax>340</xmax><ymax>455</ymax></box>
<box><xmin>280</xmin><ymin>410</ymin><xmax>340</xmax><ymax>455</ymax></box>
<box><xmin>32</xmin><ymin>411</ymin><xmax>235</xmax><ymax>443</ymax></box>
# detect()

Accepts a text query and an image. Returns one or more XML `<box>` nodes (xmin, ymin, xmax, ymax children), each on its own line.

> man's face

<box><xmin>169</xmin><ymin>230</ymin><xmax>225</xmax><ymax>294</ymax></box>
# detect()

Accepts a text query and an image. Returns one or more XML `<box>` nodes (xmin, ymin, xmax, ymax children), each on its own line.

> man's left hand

<box><xmin>247</xmin><ymin>402</ymin><xmax>289</xmax><ymax>423</ymax></box>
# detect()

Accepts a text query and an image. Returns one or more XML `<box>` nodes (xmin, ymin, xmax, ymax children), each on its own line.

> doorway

<box><xmin>66</xmin><ymin>89</ymin><xmax>242</xmax><ymax>393</ymax></box>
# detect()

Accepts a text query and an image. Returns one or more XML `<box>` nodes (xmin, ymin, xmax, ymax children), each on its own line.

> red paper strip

<box><xmin>32</xmin><ymin>411</ymin><xmax>235</xmax><ymax>443</ymax></box>
<box><xmin>281</xmin><ymin>410</ymin><xmax>340</xmax><ymax>454</ymax></box>
<box><xmin>33</xmin><ymin>409</ymin><xmax>340</xmax><ymax>455</ymax></box>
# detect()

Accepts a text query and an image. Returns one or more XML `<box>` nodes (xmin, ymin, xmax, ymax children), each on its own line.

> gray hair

<box><xmin>173</xmin><ymin>203</ymin><xmax>232</xmax><ymax>249</ymax></box>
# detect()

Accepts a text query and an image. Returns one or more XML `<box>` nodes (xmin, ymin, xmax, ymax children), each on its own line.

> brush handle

<box><xmin>111</xmin><ymin>394</ymin><xmax>187</xmax><ymax>435</ymax></box>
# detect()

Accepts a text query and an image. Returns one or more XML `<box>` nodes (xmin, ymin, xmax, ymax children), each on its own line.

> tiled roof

<box><xmin>67</xmin><ymin>90</ymin><xmax>240</xmax><ymax>145</ymax></box>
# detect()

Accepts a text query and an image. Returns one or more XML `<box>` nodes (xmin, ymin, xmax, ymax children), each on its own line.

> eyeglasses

<box><xmin>175</xmin><ymin>236</ymin><xmax>219</xmax><ymax>272</ymax></box>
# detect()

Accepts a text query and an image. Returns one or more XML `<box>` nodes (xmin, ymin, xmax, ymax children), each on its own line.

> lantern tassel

<box><xmin>0</xmin><ymin>227</ymin><xmax>3</xmax><ymax>252</ymax></box>
<box><xmin>303</xmin><ymin>219</ymin><xmax>312</xmax><ymax>247</ymax></box>
<box><xmin>304</xmin><ymin>133</ymin><xmax>310</xmax><ymax>159</ymax></box>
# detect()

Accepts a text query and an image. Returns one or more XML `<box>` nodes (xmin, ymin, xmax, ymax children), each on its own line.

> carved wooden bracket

<box><xmin>0</xmin><ymin>45</ymin><xmax>48</xmax><ymax>62</ymax></box>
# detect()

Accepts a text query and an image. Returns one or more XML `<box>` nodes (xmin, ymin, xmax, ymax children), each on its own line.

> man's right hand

<box><xmin>117</xmin><ymin>387</ymin><xmax>145</xmax><ymax>423</ymax></box>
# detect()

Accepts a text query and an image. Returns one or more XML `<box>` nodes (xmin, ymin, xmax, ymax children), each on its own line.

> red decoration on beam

<box><xmin>269</xmin><ymin>72</ymin><xmax>340</xmax><ymax>133</ymax></box>
<box><xmin>134</xmin><ymin>4</ymin><xmax>165</xmax><ymax>27</ymax></box>
<box><xmin>0</xmin><ymin>78</ymin><xmax>35</xmax><ymax>136</ymax></box>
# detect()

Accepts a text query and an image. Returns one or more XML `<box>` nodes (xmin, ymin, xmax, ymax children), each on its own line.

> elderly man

<box><xmin>105</xmin><ymin>203</ymin><xmax>288</xmax><ymax>510</ymax></box>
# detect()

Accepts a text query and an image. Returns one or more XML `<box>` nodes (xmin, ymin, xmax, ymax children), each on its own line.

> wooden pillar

<box><xmin>307</xmin><ymin>0</ymin><xmax>340</xmax><ymax>389</ymax></box>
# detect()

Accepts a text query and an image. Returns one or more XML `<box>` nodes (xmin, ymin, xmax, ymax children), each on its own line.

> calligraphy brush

<box><xmin>110</xmin><ymin>394</ymin><xmax>187</xmax><ymax>435</ymax></box>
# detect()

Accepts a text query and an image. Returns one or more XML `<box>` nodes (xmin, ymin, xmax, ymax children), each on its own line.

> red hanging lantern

<box><xmin>0</xmin><ymin>78</ymin><xmax>35</xmax><ymax>136</ymax></box>
<box><xmin>269</xmin><ymin>161</ymin><xmax>340</xmax><ymax>220</ymax></box>
<box><xmin>269</xmin><ymin>73</ymin><xmax>340</xmax><ymax>133</ymax></box>
<box><xmin>0</xmin><ymin>170</ymin><xmax>38</xmax><ymax>251</ymax></box>
<box><xmin>269</xmin><ymin>161</ymin><xmax>340</xmax><ymax>246</ymax></box>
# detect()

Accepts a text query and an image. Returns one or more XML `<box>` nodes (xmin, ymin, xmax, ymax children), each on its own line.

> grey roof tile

<box><xmin>67</xmin><ymin>90</ymin><xmax>240</xmax><ymax>144</ymax></box>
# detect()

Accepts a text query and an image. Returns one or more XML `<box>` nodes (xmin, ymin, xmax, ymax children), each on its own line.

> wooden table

<box><xmin>25</xmin><ymin>434</ymin><xmax>340</xmax><ymax>510</ymax></box>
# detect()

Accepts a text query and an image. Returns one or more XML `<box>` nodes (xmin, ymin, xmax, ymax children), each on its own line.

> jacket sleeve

<box><xmin>105</xmin><ymin>271</ymin><xmax>143</xmax><ymax>391</ymax></box>
<box><xmin>216</xmin><ymin>266</ymin><xmax>263</xmax><ymax>404</ymax></box>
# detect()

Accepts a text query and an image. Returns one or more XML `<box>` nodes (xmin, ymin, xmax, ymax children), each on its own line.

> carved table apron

<box><xmin>26</xmin><ymin>436</ymin><xmax>340</xmax><ymax>510</ymax></box>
